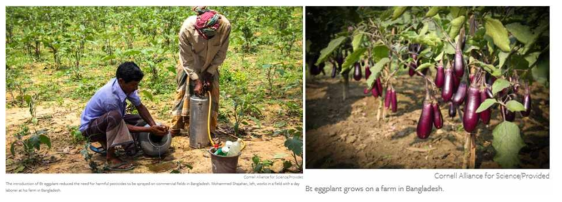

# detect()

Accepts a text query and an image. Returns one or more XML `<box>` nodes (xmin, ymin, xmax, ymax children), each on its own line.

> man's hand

<box><xmin>150</xmin><ymin>125</ymin><xmax>169</xmax><ymax>137</ymax></box>
<box><xmin>194</xmin><ymin>79</ymin><xmax>204</xmax><ymax>96</ymax></box>
<box><xmin>202</xmin><ymin>72</ymin><xmax>213</xmax><ymax>91</ymax></box>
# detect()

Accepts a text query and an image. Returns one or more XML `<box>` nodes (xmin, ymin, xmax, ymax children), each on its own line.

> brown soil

<box><xmin>305</xmin><ymin>73</ymin><xmax>549</xmax><ymax>169</ymax></box>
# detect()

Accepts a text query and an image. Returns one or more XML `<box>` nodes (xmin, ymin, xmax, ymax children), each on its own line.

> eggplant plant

<box><xmin>312</xmin><ymin>6</ymin><xmax>549</xmax><ymax>168</ymax></box>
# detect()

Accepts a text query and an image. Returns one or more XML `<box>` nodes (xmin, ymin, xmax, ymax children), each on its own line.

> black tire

<box><xmin>138</xmin><ymin>123</ymin><xmax>171</xmax><ymax>157</ymax></box>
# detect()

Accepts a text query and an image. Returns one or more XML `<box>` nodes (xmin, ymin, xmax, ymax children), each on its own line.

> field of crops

<box><xmin>306</xmin><ymin>7</ymin><xmax>549</xmax><ymax>169</ymax></box>
<box><xmin>6</xmin><ymin>6</ymin><xmax>303</xmax><ymax>173</ymax></box>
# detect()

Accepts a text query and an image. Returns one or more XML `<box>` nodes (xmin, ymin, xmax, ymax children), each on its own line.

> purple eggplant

<box><xmin>442</xmin><ymin>68</ymin><xmax>454</xmax><ymax>102</ymax></box>
<box><xmin>454</xmin><ymin>49</ymin><xmax>464</xmax><ymax>78</ymax></box>
<box><xmin>408</xmin><ymin>62</ymin><xmax>416</xmax><ymax>77</ymax></box>
<box><xmin>435</xmin><ymin>65</ymin><xmax>445</xmax><ymax>88</ymax></box>
<box><xmin>353</xmin><ymin>62</ymin><xmax>362</xmax><ymax>81</ymax></box>
<box><xmin>391</xmin><ymin>88</ymin><xmax>397</xmax><ymax>112</ymax></box>
<box><xmin>453</xmin><ymin>73</ymin><xmax>460</xmax><ymax>91</ymax></box>
<box><xmin>364</xmin><ymin>88</ymin><xmax>371</xmax><ymax>95</ymax></box>
<box><xmin>501</xmin><ymin>105</ymin><xmax>516</xmax><ymax>122</ymax></box>
<box><xmin>417</xmin><ymin>99</ymin><xmax>434</xmax><ymax>139</ymax></box>
<box><xmin>372</xmin><ymin>86</ymin><xmax>379</xmax><ymax>97</ymax></box>
<box><xmin>449</xmin><ymin>102</ymin><xmax>456</xmax><ymax>118</ymax></box>
<box><xmin>452</xmin><ymin>82</ymin><xmax>467</xmax><ymax>105</ymax></box>
<box><xmin>365</xmin><ymin>65</ymin><xmax>371</xmax><ymax>80</ymax></box>
<box><xmin>479</xmin><ymin>88</ymin><xmax>491</xmax><ymax>124</ymax></box>
<box><xmin>463</xmin><ymin>86</ymin><xmax>481</xmax><ymax>132</ymax></box>
<box><xmin>521</xmin><ymin>87</ymin><xmax>531</xmax><ymax>117</ymax></box>
<box><xmin>384</xmin><ymin>87</ymin><xmax>391</xmax><ymax>108</ymax></box>
<box><xmin>432</xmin><ymin>102</ymin><xmax>443</xmax><ymax>129</ymax></box>
<box><xmin>376</xmin><ymin>77</ymin><xmax>383</xmax><ymax>95</ymax></box>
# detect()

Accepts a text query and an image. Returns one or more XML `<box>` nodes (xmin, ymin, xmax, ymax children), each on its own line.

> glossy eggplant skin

<box><xmin>463</xmin><ymin>86</ymin><xmax>481</xmax><ymax>132</ymax></box>
<box><xmin>384</xmin><ymin>89</ymin><xmax>391</xmax><ymax>108</ymax></box>
<box><xmin>479</xmin><ymin>88</ymin><xmax>491</xmax><ymax>124</ymax></box>
<box><xmin>435</xmin><ymin>65</ymin><xmax>445</xmax><ymax>88</ymax></box>
<box><xmin>453</xmin><ymin>72</ymin><xmax>460</xmax><ymax>91</ymax></box>
<box><xmin>432</xmin><ymin>102</ymin><xmax>444</xmax><ymax>129</ymax></box>
<box><xmin>442</xmin><ymin>68</ymin><xmax>454</xmax><ymax>102</ymax></box>
<box><xmin>353</xmin><ymin>62</ymin><xmax>362</xmax><ymax>81</ymax></box>
<box><xmin>365</xmin><ymin>65</ymin><xmax>371</xmax><ymax>80</ymax></box>
<box><xmin>454</xmin><ymin>50</ymin><xmax>464</xmax><ymax>78</ymax></box>
<box><xmin>417</xmin><ymin>101</ymin><xmax>434</xmax><ymax>139</ymax></box>
<box><xmin>408</xmin><ymin>63</ymin><xmax>416</xmax><ymax>77</ymax></box>
<box><xmin>501</xmin><ymin>105</ymin><xmax>516</xmax><ymax>122</ymax></box>
<box><xmin>521</xmin><ymin>89</ymin><xmax>531</xmax><ymax>117</ymax></box>
<box><xmin>452</xmin><ymin>82</ymin><xmax>467</xmax><ymax>105</ymax></box>
<box><xmin>391</xmin><ymin>88</ymin><xmax>397</xmax><ymax>112</ymax></box>
<box><xmin>376</xmin><ymin>77</ymin><xmax>383</xmax><ymax>95</ymax></box>
<box><xmin>449</xmin><ymin>102</ymin><xmax>456</xmax><ymax>118</ymax></box>
<box><xmin>371</xmin><ymin>86</ymin><xmax>379</xmax><ymax>97</ymax></box>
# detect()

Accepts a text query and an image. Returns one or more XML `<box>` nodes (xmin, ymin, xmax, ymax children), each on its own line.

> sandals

<box><xmin>106</xmin><ymin>161</ymin><xmax>135</xmax><ymax>171</ymax></box>
<box><xmin>90</xmin><ymin>144</ymin><xmax>107</xmax><ymax>155</ymax></box>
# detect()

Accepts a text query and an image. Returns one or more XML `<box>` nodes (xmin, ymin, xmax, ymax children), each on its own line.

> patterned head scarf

<box><xmin>192</xmin><ymin>6</ymin><xmax>220</xmax><ymax>39</ymax></box>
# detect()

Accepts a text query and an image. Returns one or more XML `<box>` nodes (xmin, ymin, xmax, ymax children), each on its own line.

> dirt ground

<box><xmin>5</xmin><ymin>100</ymin><xmax>302</xmax><ymax>174</ymax></box>
<box><xmin>305</xmin><ymin>73</ymin><xmax>549</xmax><ymax>169</ymax></box>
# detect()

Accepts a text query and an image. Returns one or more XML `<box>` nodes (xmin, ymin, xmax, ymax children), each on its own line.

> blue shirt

<box><xmin>79</xmin><ymin>78</ymin><xmax>142</xmax><ymax>132</ymax></box>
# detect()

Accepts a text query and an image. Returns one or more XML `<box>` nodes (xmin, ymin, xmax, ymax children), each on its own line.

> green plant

<box><xmin>68</xmin><ymin>126</ymin><xmax>85</xmax><ymax>144</ymax></box>
<box><xmin>282</xmin><ymin>127</ymin><xmax>303</xmax><ymax>171</ymax></box>
<box><xmin>251</xmin><ymin>154</ymin><xmax>273</xmax><ymax>173</ymax></box>
<box><xmin>10</xmin><ymin>125</ymin><xmax>52</xmax><ymax>171</ymax></box>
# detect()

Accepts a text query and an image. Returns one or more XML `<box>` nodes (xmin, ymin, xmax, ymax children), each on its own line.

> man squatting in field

<box><xmin>80</xmin><ymin>62</ymin><xmax>169</xmax><ymax>171</ymax></box>
<box><xmin>170</xmin><ymin>6</ymin><xmax>231</xmax><ymax>136</ymax></box>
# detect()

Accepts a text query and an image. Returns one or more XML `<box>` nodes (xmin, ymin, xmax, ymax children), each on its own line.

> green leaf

<box><xmin>426</xmin><ymin>7</ymin><xmax>440</xmax><ymax>17</ymax></box>
<box><xmin>372</xmin><ymin>45</ymin><xmax>389</xmax><ymax>63</ymax></box>
<box><xmin>38</xmin><ymin>134</ymin><xmax>51</xmax><ymax>149</ymax></box>
<box><xmin>352</xmin><ymin>33</ymin><xmax>364</xmax><ymax>51</ymax></box>
<box><xmin>140</xmin><ymin>90</ymin><xmax>154</xmax><ymax>102</ymax></box>
<box><xmin>449</xmin><ymin>7</ymin><xmax>466</xmax><ymax>18</ymax></box>
<box><xmin>366</xmin><ymin>58</ymin><xmax>390</xmax><ymax>88</ymax></box>
<box><xmin>493</xmin><ymin>121</ymin><xmax>525</xmax><ymax>168</ymax></box>
<box><xmin>484</xmin><ymin>17</ymin><xmax>511</xmax><ymax>52</ymax></box>
<box><xmin>498</xmin><ymin>51</ymin><xmax>509</xmax><ymax>69</ymax></box>
<box><xmin>434</xmin><ymin>50</ymin><xmax>444</xmax><ymax>62</ymax></box>
<box><xmin>415</xmin><ymin>63</ymin><xmax>433</xmax><ymax>71</ymax></box>
<box><xmin>476</xmin><ymin>99</ymin><xmax>497</xmax><ymax>113</ymax></box>
<box><xmin>521</xmin><ymin>25</ymin><xmax>548</xmax><ymax>55</ymax></box>
<box><xmin>524</xmin><ymin>52</ymin><xmax>541</xmax><ymax>69</ymax></box>
<box><xmin>492</xmin><ymin>79</ymin><xmax>510</xmax><ymax>96</ymax></box>
<box><xmin>316</xmin><ymin>36</ymin><xmax>346</xmax><ymax>65</ymax></box>
<box><xmin>284</xmin><ymin>137</ymin><xmax>303</xmax><ymax>156</ymax></box>
<box><xmin>283</xmin><ymin>160</ymin><xmax>292</xmax><ymax>170</ymax></box>
<box><xmin>341</xmin><ymin>48</ymin><xmax>367</xmax><ymax>73</ymax></box>
<box><xmin>531</xmin><ymin>53</ymin><xmax>549</xmax><ymax>85</ymax></box>
<box><xmin>24</xmin><ymin>95</ymin><xmax>32</xmax><ymax>105</ymax></box>
<box><xmin>170</xmin><ymin>170</ymin><xmax>180</xmax><ymax>174</ymax></box>
<box><xmin>506</xmin><ymin>100</ymin><xmax>526</xmax><ymax>112</ymax></box>
<box><xmin>505</xmin><ymin>23</ymin><xmax>532</xmax><ymax>44</ymax></box>
<box><xmin>392</xmin><ymin>7</ymin><xmax>408</xmax><ymax>20</ymax></box>
<box><xmin>102</xmin><ymin>54</ymin><xmax>116</xmax><ymax>61</ymax></box>
<box><xmin>419</xmin><ymin>22</ymin><xmax>429</xmax><ymax>36</ymax></box>
<box><xmin>449</xmin><ymin>16</ymin><xmax>465</xmax><ymax>40</ymax></box>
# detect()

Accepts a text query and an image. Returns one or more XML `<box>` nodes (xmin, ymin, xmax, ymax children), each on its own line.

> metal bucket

<box><xmin>189</xmin><ymin>95</ymin><xmax>210</xmax><ymax>149</ymax></box>
<box><xmin>209</xmin><ymin>148</ymin><xmax>240</xmax><ymax>173</ymax></box>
